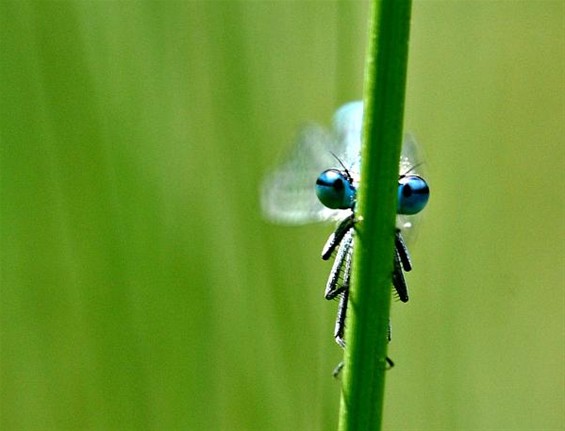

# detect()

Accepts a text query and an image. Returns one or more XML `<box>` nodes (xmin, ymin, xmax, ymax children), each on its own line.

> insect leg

<box><xmin>333</xmin><ymin>233</ymin><xmax>353</xmax><ymax>347</ymax></box>
<box><xmin>332</xmin><ymin>361</ymin><xmax>344</xmax><ymax>379</ymax></box>
<box><xmin>394</xmin><ymin>229</ymin><xmax>412</xmax><ymax>272</ymax></box>
<box><xmin>324</xmin><ymin>231</ymin><xmax>353</xmax><ymax>300</ymax></box>
<box><xmin>321</xmin><ymin>213</ymin><xmax>355</xmax><ymax>260</ymax></box>
<box><xmin>392</xmin><ymin>249</ymin><xmax>409</xmax><ymax>302</ymax></box>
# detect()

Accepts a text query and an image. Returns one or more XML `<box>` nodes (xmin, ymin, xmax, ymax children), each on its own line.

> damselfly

<box><xmin>261</xmin><ymin>101</ymin><xmax>429</xmax><ymax>351</ymax></box>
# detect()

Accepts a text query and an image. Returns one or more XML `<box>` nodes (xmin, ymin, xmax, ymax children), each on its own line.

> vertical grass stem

<box><xmin>337</xmin><ymin>0</ymin><xmax>413</xmax><ymax>429</ymax></box>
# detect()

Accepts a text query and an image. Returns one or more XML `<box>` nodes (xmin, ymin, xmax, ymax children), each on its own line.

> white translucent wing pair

<box><xmin>261</xmin><ymin>101</ymin><xmax>425</xmax><ymax>230</ymax></box>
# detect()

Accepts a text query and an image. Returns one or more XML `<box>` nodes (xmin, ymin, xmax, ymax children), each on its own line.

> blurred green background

<box><xmin>1</xmin><ymin>1</ymin><xmax>563</xmax><ymax>430</ymax></box>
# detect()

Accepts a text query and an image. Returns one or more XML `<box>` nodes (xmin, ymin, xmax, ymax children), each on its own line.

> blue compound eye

<box><xmin>397</xmin><ymin>175</ymin><xmax>429</xmax><ymax>215</ymax></box>
<box><xmin>315</xmin><ymin>169</ymin><xmax>356</xmax><ymax>210</ymax></box>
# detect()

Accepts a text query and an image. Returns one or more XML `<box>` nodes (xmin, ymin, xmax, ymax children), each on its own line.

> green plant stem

<box><xmin>337</xmin><ymin>0</ymin><xmax>413</xmax><ymax>430</ymax></box>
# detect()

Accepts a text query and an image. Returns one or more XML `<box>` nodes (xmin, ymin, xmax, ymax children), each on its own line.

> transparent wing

<box><xmin>330</xmin><ymin>101</ymin><xmax>363</xmax><ymax>173</ymax></box>
<box><xmin>261</xmin><ymin>102</ymin><xmax>365</xmax><ymax>225</ymax></box>
<box><xmin>399</xmin><ymin>132</ymin><xmax>426</xmax><ymax>177</ymax></box>
<box><xmin>260</xmin><ymin>124</ymin><xmax>342</xmax><ymax>225</ymax></box>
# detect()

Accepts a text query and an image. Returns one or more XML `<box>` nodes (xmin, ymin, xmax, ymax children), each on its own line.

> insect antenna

<box><xmin>399</xmin><ymin>161</ymin><xmax>424</xmax><ymax>179</ymax></box>
<box><xmin>329</xmin><ymin>151</ymin><xmax>354</xmax><ymax>183</ymax></box>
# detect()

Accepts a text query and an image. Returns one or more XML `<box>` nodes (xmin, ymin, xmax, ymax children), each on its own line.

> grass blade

<box><xmin>338</xmin><ymin>0</ymin><xmax>413</xmax><ymax>429</ymax></box>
